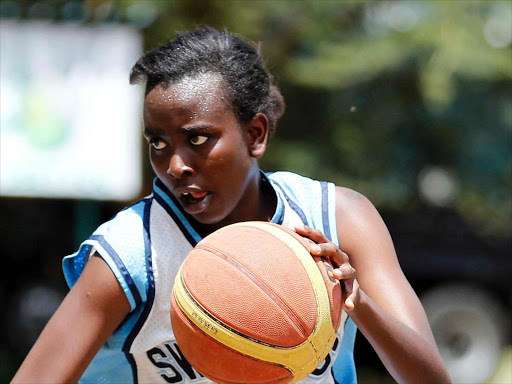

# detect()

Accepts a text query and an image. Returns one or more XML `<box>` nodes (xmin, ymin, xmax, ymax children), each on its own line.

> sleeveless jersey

<box><xmin>62</xmin><ymin>171</ymin><xmax>358</xmax><ymax>384</ymax></box>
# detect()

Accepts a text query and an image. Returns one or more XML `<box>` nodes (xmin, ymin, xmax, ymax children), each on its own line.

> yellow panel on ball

<box><xmin>171</xmin><ymin>221</ymin><xmax>342</xmax><ymax>384</ymax></box>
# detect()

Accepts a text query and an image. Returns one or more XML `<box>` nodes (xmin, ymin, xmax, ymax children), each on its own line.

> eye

<box><xmin>149</xmin><ymin>138</ymin><xmax>167</xmax><ymax>150</ymax></box>
<box><xmin>189</xmin><ymin>135</ymin><xmax>208</xmax><ymax>146</ymax></box>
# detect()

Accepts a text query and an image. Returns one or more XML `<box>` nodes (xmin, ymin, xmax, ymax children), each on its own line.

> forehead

<box><xmin>144</xmin><ymin>72</ymin><xmax>230</xmax><ymax>122</ymax></box>
<box><xmin>167</xmin><ymin>72</ymin><xmax>226</xmax><ymax>105</ymax></box>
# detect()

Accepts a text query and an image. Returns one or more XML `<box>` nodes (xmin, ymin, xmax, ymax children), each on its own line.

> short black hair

<box><xmin>130</xmin><ymin>27</ymin><xmax>285</xmax><ymax>138</ymax></box>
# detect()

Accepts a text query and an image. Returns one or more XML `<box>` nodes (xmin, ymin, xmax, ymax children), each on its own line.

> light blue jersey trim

<box><xmin>62</xmin><ymin>240</ymin><xmax>136</xmax><ymax>311</ymax></box>
<box><xmin>90</xmin><ymin>234</ymin><xmax>142</xmax><ymax>308</ymax></box>
<box><xmin>268</xmin><ymin>171</ymin><xmax>334</xmax><ymax>238</ymax></box>
<box><xmin>332</xmin><ymin>318</ymin><xmax>358</xmax><ymax>384</ymax></box>
<box><xmin>79</xmin><ymin>347</ymin><xmax>135</xmax><ymax>384</ymax></box>
<box><xmin>62</xmin><ymin>200</ymin><xmax>148</xmax><ymax>312</ymax></box>
<box><xmin>62</xmin><ymin>244</ymin><xmax>92</xmax><ymax>289</ymax></box>
<box><xmin>327</xmin><ymin>182</ymin><xmax>339</xmax><ymax>247</ymax></box>
<box><xmin>64</xmin><ymin>171</ymin><xmax>356</xmax><ymax>384</ymax></box>
<box><xmin>261</xmin><ymin>171</ymin><xmax>284</xmax><ymax>224</ymax></box>
<box><xmin>267</xmin><ymin>171</ymin><xmax>356</xmax><ymax>384</ymax></box>
<box><xmin>64</xmin><ymin>199</ymin><xmax>152</xmax><ymax>384</ymax></box>
<box><xmin>62</xmin><ymin>239</ymin><xmax>139</xmax><ymax>316</ymax></box>
<box><xmin>153</xmin><ymin>181</ymin><xmax>202</xmax><ymax>244</ymax></box>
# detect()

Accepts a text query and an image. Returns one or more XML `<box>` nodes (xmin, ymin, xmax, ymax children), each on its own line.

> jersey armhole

<box><xmin>63</xmin><ymin>237</ymin><xmax>142</xmax><ymax>312</ymax></box>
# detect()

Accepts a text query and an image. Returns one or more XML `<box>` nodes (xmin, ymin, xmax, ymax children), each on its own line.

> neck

<box><xmin>195</xmin><ymin>168</ymin><xmax>277</xmax><ymax>237</ymax></box>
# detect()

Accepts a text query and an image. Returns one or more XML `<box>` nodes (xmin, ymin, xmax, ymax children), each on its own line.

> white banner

<box><xmin>1</xmin><ymin>21</ymin><xmax>143</xmax><ymax>200</ymax></box>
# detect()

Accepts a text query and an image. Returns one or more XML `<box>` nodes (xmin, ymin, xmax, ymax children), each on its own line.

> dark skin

<box><xmin>13</xmin><ymin>74</ymin><xmax>451</xmax><ymax>383</ymax></box>
<box><xmin>142</xmin><ymin>76</ymin><xmax>276</xmax><ymax>235</ymax></box>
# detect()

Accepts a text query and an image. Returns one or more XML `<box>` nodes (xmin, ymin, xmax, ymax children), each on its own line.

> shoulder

<box><xmin>335</xmin><ymin>186</ymin><xmax>377</xmax><ymax>222</ymax></box>
<box><xmin>334</xmin><ymin>186</ymin><xmax>392</xmax><ymax>256</ymax></box>
<box><xmin>102</xmin><ymin>198</ymin><xmax>150</xmax><ymax>232</ymax></box>
<box><xmin>63</xmin><ymin>197</ymin><xmax>152</xmax><ymax>311</ymax></box>
<box><xmin>91</xmin><ymin>198</ymin><xmax>152</xmax><ymax>251</ymax></box>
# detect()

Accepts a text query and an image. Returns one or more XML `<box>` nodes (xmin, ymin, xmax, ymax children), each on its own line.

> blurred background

<box><xmin>1</xmin><ymin>0</ymin><xmax>511</xmax><ymax>383</ymax></box>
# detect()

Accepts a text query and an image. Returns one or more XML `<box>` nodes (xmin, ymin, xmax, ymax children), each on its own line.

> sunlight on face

<box><xmin>158</xmin><ymin>72</ymin><xmax>228</xmax><ymax>119</ymax></box>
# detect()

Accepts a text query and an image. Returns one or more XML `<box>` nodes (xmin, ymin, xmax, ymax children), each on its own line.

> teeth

<box><xmin>183</xmin><ymin>192</ymin><xmax>189</xmax><ymax>196</ymax></box>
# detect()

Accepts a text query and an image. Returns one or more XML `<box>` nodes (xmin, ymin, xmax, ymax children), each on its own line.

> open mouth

<box><xmin>178</xmin><ymin>190</ymin><xmax>212</xmax><ymax>214</ymax></box>
<box><xmin>182</xmin><ymin>191</ymin><xmax>208</xmax><ymax>203</ymax></box>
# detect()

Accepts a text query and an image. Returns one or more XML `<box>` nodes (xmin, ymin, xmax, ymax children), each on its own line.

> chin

<box><xmin>192</xmin><ymin>211</ymin><xmax>227</xmax><ymax>227</ymax></box>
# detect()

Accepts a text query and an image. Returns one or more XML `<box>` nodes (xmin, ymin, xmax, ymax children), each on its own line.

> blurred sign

<box><xmin>0</xmin><ymin>21</ymin><xmax>143</xmax><ymax>200</ymax></box>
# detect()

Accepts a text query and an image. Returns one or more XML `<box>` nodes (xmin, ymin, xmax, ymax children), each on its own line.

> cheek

<box><xmin>149</xmin><ymin>152</ymin><xmax>168</xmax><ymax>176</ymax></box>
<box><xmin>209</xmin><ymin>160</ymin><xmax>251</xmax><ymax>205</ymax></box>
<box><xmin>208</xmin><ymin>139</ymin><xmax>250</xmax><ymax>176</ymax></box>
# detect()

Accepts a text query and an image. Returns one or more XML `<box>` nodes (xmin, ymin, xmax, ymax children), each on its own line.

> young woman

<box><xmin>13</xmin><ymin>28</ymin><xmax>450</xmax><ymax>384</ymax></box>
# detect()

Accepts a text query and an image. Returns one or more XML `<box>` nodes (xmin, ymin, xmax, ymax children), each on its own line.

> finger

<box><xmin>309</xmin><ymin>242</ymin><xmax>338</xmax><ymax>256</ymax></box>
<box><xmin>311</xmin><ymin>243</ymin><xmax>350</xmax><ymax>267</ymax></box>
<box><xmin>294</xmin><ymin>225</ymin><xmax>330</xmax><ymax>244</ymax></box>
<box><xmin>345</xmin><ymin>295</ymin><xmax>355</xmax><ymax>311</ymax></box>
<box><xmin>343</xmin><ymin>280</ymin><xmax>355</xmax><ymax>310</ymax></box>
<box><xmin>345</xmin><ymin>291</ymin><xmax>357</xmax><ymax>311</ymax></box>
<box><xmin>344</xmin><ymin>279</ymin><xmax>360</xmax><ymax>311</ymax></box>
<box><xmin>333</xmin><ymin>265</ymin><xmax>356</xmax><ymax>281</ymax></box>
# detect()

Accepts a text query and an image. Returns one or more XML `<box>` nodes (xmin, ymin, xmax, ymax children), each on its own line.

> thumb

<box><xmin>345</xmin><ymin>295</ymin><xmax>355</xmax><ymax>311</ymax></box>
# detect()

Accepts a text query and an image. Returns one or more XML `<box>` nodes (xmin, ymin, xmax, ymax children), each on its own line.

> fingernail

<box><xmin>311</xmin><ymin>245</ymin><xmax>321</xmax><ymax>254</ymax></box>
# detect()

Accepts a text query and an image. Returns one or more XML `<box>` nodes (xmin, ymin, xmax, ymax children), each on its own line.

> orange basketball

<box><xmin>170</xmin><ymin>221</ymin><xmax>342</xmax><ymax>384</ymax></box>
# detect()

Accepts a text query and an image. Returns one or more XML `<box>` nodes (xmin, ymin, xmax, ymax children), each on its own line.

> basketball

<box><xmin>171</xmin><ymin>221</ymin><xmax>342</xmax><ymax>383</ymax></box>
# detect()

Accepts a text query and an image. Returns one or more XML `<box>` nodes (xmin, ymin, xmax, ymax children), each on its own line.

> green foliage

<box><xmin>119</xmin><ymin>0</ymin><xmax>511</xmax><ymax>238</ymax></box>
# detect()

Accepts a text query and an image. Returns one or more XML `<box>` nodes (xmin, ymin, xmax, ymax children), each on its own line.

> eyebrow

<box><xmin>178</xmin><ymin>124</ymin><xmax>216</xmax><ymax>133</ymax></box>
<box><xmin>144</xmin><ymin>124</ymin><xmax>216</xmax><ymax>137</ymax></box>
<box><xmin>143</xmin><ymin>128</ymin><xmax>161</xmax><ymax>137</ymax></box>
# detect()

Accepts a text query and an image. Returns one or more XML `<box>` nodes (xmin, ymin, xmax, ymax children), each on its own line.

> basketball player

<box><xmin>13</xmin><ymin>28</ymin><xmax>450</xmax><ymax>384</ymax></box>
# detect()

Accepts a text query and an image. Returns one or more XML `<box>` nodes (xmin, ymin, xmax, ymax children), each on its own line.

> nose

<box><xmin>167</xmin><ymin>152</ymin><xmax>194</xmax><ymax>179</ymax></box>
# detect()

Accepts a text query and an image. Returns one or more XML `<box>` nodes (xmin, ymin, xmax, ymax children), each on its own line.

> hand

<box><xmin>295</xmin><ymin>225</ymin><xmax>360</xmax><ymax>311</ymax></box>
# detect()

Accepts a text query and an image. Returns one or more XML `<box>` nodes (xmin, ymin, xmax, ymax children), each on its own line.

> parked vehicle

<box><xmin>385</xmin><ymin>209</ymin><xmax>511</xmax><ymax>383</ymax></box>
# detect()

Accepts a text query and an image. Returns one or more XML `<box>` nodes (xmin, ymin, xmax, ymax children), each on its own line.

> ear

<box><xmin>245</xmin><ymin>113</ymin><xmax>269</xmax><ymax>158</ymax></box>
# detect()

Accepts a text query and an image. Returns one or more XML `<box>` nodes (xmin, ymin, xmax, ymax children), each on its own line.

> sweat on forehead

<box><xmin>143</xmin><ymin>72</ymin><xmax>237</xmax><ymax>124</ymax></box>
<box><xmin>148</xmin><ymin>72</ymin><xmax>232</xmax><ymax>110</ymax></box>
<box><xmin>131</xmin><ymin>28</ymin><xmax>285</xmax><ymax>137</ymax></box>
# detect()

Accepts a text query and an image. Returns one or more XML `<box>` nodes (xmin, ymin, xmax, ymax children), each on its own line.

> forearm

<box><xmin>349</xmin><ymin>289</ymin><xmax>451</xmax><ymax>384</ymax></box>
<box><xmin>12</xmin><ymin>256</ymin><xmax>130</xmax><ymax>384</ymax></box>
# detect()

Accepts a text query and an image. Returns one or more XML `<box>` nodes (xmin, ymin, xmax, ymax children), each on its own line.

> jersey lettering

<box><xmin>147</xmin><ymin>342</ymin><xmax>204</xmax><ymax>383</ymax></box>
<box><xmin>147</xmin><ymin>347</ymin><xmax>183</xmax><ymax>383</ymax></box>
<box><xmin>165</xmin><ymin>342</ymin><xmax>204</xmax><ymax>380</ymax></box>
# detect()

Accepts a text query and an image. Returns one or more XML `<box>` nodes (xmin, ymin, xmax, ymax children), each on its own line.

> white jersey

<box><xmin>63</xmin><ymin>171</ymin><xmax>357</xmax><ymax>384</ymax></box>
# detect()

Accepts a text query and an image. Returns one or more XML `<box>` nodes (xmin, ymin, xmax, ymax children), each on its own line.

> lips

<box><xmin>176</xmin><ymin>187</ymin><xmax>212</xmax><ymax>215</ymax></box>
<box><xmin>186</xmin><ymin>191</ymin><xmax>208</xmax><ymax>199</ymax></box>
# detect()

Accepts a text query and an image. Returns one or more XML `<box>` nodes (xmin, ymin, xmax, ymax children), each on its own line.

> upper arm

<box><xmin>335</xmin><ymin>186</ymin><xmax>436</xmax><ymax>344</ymax></box>
<box><xmin>12</xmin><ymin>255</ymin><xmax>131</xmax><ymax>384</ymax></box>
